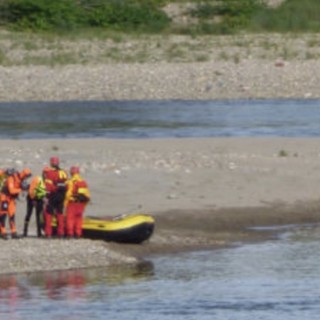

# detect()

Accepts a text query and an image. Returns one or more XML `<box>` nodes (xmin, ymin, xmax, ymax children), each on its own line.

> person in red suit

<box><xmin>65</xmin><ymin>166</ymin><xmax>90</xmax><ymax>238</ymax></box>
<box><xmin>42</xmin><ymin>157</ymin><xmax>68</xmax><ymax>238</ymax></box>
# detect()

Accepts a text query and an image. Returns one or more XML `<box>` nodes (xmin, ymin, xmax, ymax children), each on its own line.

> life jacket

<box><xmin>1</xmin><ymin>173</ymin><xmax>21</xmax><ymax>197</ymax></box>
<box><xmin>44</xmin><ymin>167</ymin><xmax>68</xmax><ymax>193</ymax></box>
<box><xmin>29</xmin><ymin>176</ymin><xmax>46</xmax><ymax>200</ymax></box>
<box><xmin>72</xmin><ymin>180</ymin><xmax>90</xmax><ymax>203</ymax></box>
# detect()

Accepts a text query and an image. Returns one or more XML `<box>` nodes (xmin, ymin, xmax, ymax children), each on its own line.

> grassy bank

<box><xmin>0</xmin><ymin>0</ymin><xmax>320</xmax><ymax>67</ymax></box>
<box><xmin>0</xmin><ymin>0</ymin><xmax>320</xmax><ymax>35</ymax></box>
<box><xmin>2</xmin><ymin>29</ymin><xmax>320</xmax><ymax>67</ymax></box>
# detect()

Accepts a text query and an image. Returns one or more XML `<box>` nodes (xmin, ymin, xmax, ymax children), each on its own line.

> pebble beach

<box><xmin>1</xmin><ymin>29</ymin><xmax>320</xmax><ymax>274</ymax></box>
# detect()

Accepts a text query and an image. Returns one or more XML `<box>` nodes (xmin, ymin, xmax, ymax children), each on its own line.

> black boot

<box><xmin>37</xmin><ymin>227</ymin><xmax>42</xmax><ymax>238</ymax></box>
<box><xmin>23</xmin><ymin>221</ymin><xmax>28</xmax><ymax>237</ymax></box>
<box><xmin>0</xmin><ymin>234</ymin><xmax>8</xmax><ymax>240</ymax></box>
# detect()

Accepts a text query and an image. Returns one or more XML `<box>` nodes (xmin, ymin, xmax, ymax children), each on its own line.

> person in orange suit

<box><xmin>0</xmin><ymin>168</ymin><xmax>32</xmax><ymax>239</ymax></box>
<box><xmin>43</xmin><ymin>157</ymin><xmax>68</xmax><ymax>238</ymax></box>
<box><xmin>65</xmin><ymin>166</ymin><xmax>90</xmax><ymax>238</ymax></box>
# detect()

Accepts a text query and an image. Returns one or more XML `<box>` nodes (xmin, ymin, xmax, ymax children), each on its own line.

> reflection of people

<box><xmin>43</xmin><ymin>157</ymin><xmax>68</xmax><ymax>238</ymax></box>
<box><xmin>23</xmin><ymin>174</ymin><xmax>47</xmax><ymax>237</ymax></box>
<box><xmin>65</xmin><ymin>166</ymin><xmax>90</xmax><ymax>238</ymax></box>
<box><xmin>45</xmin><ymin>270</ymin><xmax>86</xmax><ymax>300</ymax></box>
<box><xmin>0</xmin><ymin>168</ymin><xmax>31</xmax><ymax>239</ymax></box>
<box><xmin>0</xmin><ymin>275</ymin><xmax>18</xmax><ymax>307</ymax></box>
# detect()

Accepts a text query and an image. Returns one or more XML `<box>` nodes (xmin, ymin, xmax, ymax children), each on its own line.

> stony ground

<box><xmin>1</xmin><ymin>31</ymin><xmax>320</xmax><ymax>101</ymax></box>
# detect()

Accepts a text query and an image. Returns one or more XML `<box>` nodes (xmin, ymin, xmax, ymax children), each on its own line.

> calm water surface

<box><xmin>1</xmin><ymin>99</ymin><xmax>320</xmax><ymax>138</ymax></box>
<box><xmin>1</xmin><ymin>226</ymin><xmax>320</xmax><ymax>320</ymax></box>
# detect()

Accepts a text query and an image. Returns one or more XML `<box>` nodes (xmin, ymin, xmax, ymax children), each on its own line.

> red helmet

<box><xmin>50</xmin><ymin>156</ymin><xmax>59</xmax><ymax>167</ymax></box>
<box><xmin>70</xmin><ymin>166</ymin><xmax>80</xmax><ymax>175</ymax></box>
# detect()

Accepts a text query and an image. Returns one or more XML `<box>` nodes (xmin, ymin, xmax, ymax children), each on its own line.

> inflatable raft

<box><xmin>52</xmin><ymin>213</ymin><xmax>155</xmax><ymax>244</ymax></box>
<box><xmin>82</xmin><ymin>214</ymin><xmax>155</xmax><ymax>244</ymax></box>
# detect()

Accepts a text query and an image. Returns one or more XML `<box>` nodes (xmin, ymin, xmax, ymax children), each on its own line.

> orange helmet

<box><xmin>21</xmin><ymin>168</ymin><xmax>32</xmax><ymax>179</ymax></box>
<box><xmin>70</xmin><ymin>166</ymin><xmax>80</xmax><ymax>175</ymax></box>
<box><xmin>50</xmin><ymin>156</ymin><xmax>59</xmax><ymax>167</ymax></box>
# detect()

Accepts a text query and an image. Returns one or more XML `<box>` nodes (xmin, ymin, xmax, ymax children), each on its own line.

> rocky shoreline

<box><xmin>1</xmin><ymin>60</ymin><xmax>320</xmax><ymax>102</ymax></box>
<box><xmin>1</xmin><ymin>32</ymin><xmax>320</xmax><ymax>101</ymax></box>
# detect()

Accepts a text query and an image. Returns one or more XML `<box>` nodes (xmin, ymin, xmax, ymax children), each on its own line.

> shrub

<box><xmin>251</xmin><ymin>0</ymin><xmax>320</xmax><ymax>32</ymax></box>
<box><xmin>86</xmin><ymin>0</ymin><xmax>170</xmax><ymax>32</ymax></box>
<box><xmin>0</xmin><ymin>0</ymin><xmax>86</xmax><ymax>31</ymax></box>
<box><xmin>0</xmin><ymin>0</ymin><xmax>170</xmax><ymax>32</ymax></box>
<box><xmin>189</xmin><ymin>0</ymin><xmax>266</xmax><ymax>34</ymax></box>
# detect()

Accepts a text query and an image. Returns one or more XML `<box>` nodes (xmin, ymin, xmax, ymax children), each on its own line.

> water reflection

<box><xmin>1</xmin><ymin>233</ymin><xmax>320</xmax><ymax>319</ymax></box>
<box><xmin>0</xmin><ymin>260</ymin><xmax>154</xmax><ymax>304</ymax></box>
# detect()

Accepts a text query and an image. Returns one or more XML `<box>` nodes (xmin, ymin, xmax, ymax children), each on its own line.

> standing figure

<box><xmin>65</xmin><ymin>166</ymin><xmax>90</xmax><ymax>238</ymax></box>
<box><xmin>0</xmin><ymin>168</ymin><xmax>32</xmax><ymax>239</ymax></box>
<box><xmin>43</xmin><ymin>157</ymin><xmax>68</xmax><ymax>238</ymax></box>
<box><xmin>23</xmin><ymin>174</ymin><xmax>47</xmax><ymax>237</ymax></box>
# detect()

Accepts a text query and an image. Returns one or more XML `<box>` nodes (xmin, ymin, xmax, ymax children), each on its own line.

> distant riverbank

<box><xmin>1</xmin><ymin>60</ymin><xmax>320</xmax><ymax>102</ymax></box>
<box><xmin>1</xmin><ymin>32</ymin><xmax>320</xmax><ymax>101</ymax></box>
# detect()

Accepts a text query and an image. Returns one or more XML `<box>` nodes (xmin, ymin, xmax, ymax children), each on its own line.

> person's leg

<box><xmin>8</xmin><ymin>199</ymin><xmax>18</xmax><ymax>238</ymax></box>
<box><xmin>75</xmin><ymin>203</ymin><xmax>85</xmax><ymax>238</ymax></box>
<box><xmin>23</xmin><ymin>196</ymin><xmax>34</xmax><ymax>237</ymax></box>
<box><xmin>56</xmin><ymin>193</ymin><xmax>65</xmax><ymax>237</ymax></box>
<box><xmin>35</xmin><ymin>199</ymin><xmax>44</xmax><ymax>237</ymax></box>
<box><xmin>0</xmin><ymin>214</ymin><xmax>7</xmax><ymax>239</ymax></box>
<box><xmin>0</xmin><ymin>194</ymin><xmax>8</xmax><ymax>239</ymax></box>
<box><xmin>44</xmin><ymin>197</ymin><xmax>54</xmax><ymax>237</ymax></box>
<box><xmin>65</xmin><ymin>204</ymin><xmax>75</xmax><ymax>237</ymax></box>
<box><xmin>56</xmin><ymin>213</ymin><xmax>65</xmax><ymax>237</ymax></box>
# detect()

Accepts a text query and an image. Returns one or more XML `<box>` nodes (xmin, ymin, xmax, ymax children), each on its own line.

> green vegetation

<box><xmin>0</xmin><ymin>0</ymin><xmax>170</xmax><ymax>32</ymax></box>
<box><xmin>251</xmin><ymin>0</ymin><xmax>320</xmax><ymax>32</ymax></box>
<box><xmin>183</xmin><ymin>0</ymin><xmax>320</xmax><ymax>35</ymax></box>
<box><xmin>187</xmin><ymin>0</ymin><xmax>266</xmax><ymax>34</ymax></box>
<box><xmin>0</xmin><ymin>0</ymin><xmax>320</xmax><ymax>35</ymax></box>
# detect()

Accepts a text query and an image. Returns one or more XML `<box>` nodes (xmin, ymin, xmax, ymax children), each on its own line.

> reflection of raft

<box><xmin>82</xmin><ymin>214</ymin><xmax>155</xmax><ymax>244</ymax></box>
<box><xmin>52</xmin><ymin>214</ymin><xmax>155</xmax><ymax>244</ymax></box>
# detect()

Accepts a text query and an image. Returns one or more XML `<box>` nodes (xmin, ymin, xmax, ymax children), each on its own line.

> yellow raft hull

<box><xmin>53</xmin><ymin>213</ymin><xmax>155</xmax><ymax>244</ymax></box>
<box><xmin>82</xmin><ymin>214</ymin><xmax>155</xmax><ymax>244</ymax></box>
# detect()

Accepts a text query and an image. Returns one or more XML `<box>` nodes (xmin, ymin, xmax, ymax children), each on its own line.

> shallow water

<box><xmin>1</xmin><ymin>99</ymin><xmax>320</xmax><ymax>138</ymax></box>
<box><xmin>1</xmin><ymin>226</ymin><xmax>320</xmax><ymax>320</ymax></box>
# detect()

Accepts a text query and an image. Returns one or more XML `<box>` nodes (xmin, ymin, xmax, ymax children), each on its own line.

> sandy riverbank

<box><xmin>0</xmin><ymin>138</ymin><xmax>320</xmax><ymax>274</ymax></box>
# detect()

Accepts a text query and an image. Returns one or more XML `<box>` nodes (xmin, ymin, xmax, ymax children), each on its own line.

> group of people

<box><xmin>0</xmin><ymin>156</ymin><xmax>91</xmax><ymax>240</ymax></box>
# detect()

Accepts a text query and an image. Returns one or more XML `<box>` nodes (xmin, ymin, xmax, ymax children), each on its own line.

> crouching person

<box><xmin>65</xmin><ymin>166</ymin><xmax>90</xmax><ymax>239</ymax></box>
<box><xmin>0</xmin><ymin>168</ymin><xmax>32</xmax><ymax>239</ymax></box>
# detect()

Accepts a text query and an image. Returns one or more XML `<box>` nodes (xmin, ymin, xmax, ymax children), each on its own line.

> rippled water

<box><xmin>1</xmin><ymin>226</ymin><xmax>320</xmax><ymax>320</ymax></box>
<box><xmin>1</xmin><ymin>99</ymin><xmax>320</xmax><ymax>138</ymax></box>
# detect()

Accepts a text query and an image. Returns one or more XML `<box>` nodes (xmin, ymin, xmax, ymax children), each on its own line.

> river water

<box><xmin>2</xmin><ymin>225</ymin><xmax>320</xmax><ymax>320</ymax></box>
<box><xmin>1</xmin><ymin>99</ymin><xmax>320</xmax><ymax>319</ymax></box>
<box><xmin>1</xmin><ymin>99</ymin><xmax>320</xmax><ymax>138</ymax></box>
